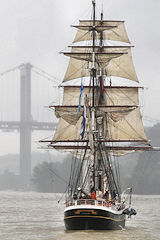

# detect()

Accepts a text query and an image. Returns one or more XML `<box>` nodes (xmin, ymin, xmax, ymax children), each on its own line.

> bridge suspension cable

<box><xmin>0</xmin><ymin>65</ymin><xmax>20</xmax><ymax>76</ymax></box>
<box><xmin>0</xmin><ymin>63</ymin><xmax>61</xmax><ymax>86</ymax></box>
<box><xmin>32</xmin><ymin>65</ymin><xmax>61</xmax><ymax>85</ymax></box>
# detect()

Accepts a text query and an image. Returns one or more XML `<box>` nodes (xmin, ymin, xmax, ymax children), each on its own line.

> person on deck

<box><xmin>103</xmin><ymin>190</ymin><xmax>109</xmax><ymax>201</ymax></box>
<box><xmin>90</xmin><ymin>190</ymin><xmax>96</xmax><ymax>200</ymax></box>
<box><xmin>113</xmin><ymin>190</ymin><xmax>117</xmax><ymax>199</ymax></box>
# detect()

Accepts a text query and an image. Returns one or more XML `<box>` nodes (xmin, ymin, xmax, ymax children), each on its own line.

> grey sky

<box><xmin>0</xmin><ymin>0</ymin><xmax>160</xmax><ymax>156</ymax></box>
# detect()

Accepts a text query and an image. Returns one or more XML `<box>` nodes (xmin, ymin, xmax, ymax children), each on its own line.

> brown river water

<box><xmin>0</xmin><ymin>191</ymin><xmax>159</xmax><ymax>240</ymax></box>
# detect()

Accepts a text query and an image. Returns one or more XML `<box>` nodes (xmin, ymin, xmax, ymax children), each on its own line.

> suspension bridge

<box><xmin>0</xmin><ymin>63</ymin><xmax>59</xmax><ymax>189</ymax></box>
<box><xmin>0</xmin><ymin>63</ymin><xmax>159</xmax><ymax>190</ymax></box>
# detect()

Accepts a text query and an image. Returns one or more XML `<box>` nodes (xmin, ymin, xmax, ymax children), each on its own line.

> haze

<box><xmin>0</xmin><ymin>0</ymin><xmax>159</xmax><ymax>159</ymax></box>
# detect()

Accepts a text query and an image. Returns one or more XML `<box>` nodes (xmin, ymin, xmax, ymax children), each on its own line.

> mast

<box><xmin>97</xmin><ymin>6</ymin><xmax>104</xmax><ymax>192</ymax></box>
<box><xmin>90</xmin><ymin>0</ymin><xmax>96</xmax><ymax>192</ymax></box>
<box><xmin>92</xmin><ymin>0</ymin><xmax>96</xmax><ymax>108</ymax></box>
<box><xmin>100</xmin><ymin>4</ymin><xmax>103</xmax><ymax>47</ymax></box>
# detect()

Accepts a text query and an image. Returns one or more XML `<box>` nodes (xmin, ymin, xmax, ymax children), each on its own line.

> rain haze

<box><xmin>0</xmin><ymin>1</ymin><xmax>160</xmax><ymax>239</ymax></box>
<box><xmin>0</xmin><ymin>0</ymin><xmax>159</xmax><ymax>161</ymax></box>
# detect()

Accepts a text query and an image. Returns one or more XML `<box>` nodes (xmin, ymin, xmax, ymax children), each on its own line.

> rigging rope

<box><xmin>72</xmin><ymin>142</ymin><xmax>89</xmax><ymax>195</ymax></box>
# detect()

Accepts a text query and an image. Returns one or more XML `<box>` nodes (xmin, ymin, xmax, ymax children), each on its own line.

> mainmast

<box><xmin>92</xmin><ymin>0</ymin><xmax>96</xmax><ymax>108</ymax></box>
<box><xmin>91</xmin><ymin>1</ymin><xmax>120</xmax><ymax>196</ymax></box>
<box><xmin>90</xmin><ymin>0</ymin><xmax>96</xmax><ymax>192</ymax></box>
<box><xmin>97</xmin><ymin>5</ymin><xmax>104</xmax><ymax>192</ymax></box>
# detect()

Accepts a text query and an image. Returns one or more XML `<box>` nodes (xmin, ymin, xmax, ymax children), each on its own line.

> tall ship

<box><xmin>41</xmin><ymin>0</ymin><xmax>156</xmax><ymax>230</ymax></box>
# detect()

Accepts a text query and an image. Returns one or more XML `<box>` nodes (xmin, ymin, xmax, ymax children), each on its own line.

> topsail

<box><xmin>73</xmin><ymin>20</ymin><xmax>130</xmax><ymax>43</ymax></box>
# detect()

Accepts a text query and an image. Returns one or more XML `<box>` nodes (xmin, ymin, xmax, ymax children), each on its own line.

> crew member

<box><xmin>90</xmin><ymin>189</ymin><xmax>96</xmax><ymax>200</ymax></box>
<box><xmin>103</xmin><ymin>190</ymin><xmax>109</xmax><ymax>201</ymax></box>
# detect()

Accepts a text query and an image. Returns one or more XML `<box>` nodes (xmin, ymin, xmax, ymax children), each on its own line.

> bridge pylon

<box><xmin>0</xmin><ymin>63</ymin><xmax>57</xmax><ymax>190</ymax></box>
<box><xmin>19</xmin><ymin>63</ymin><xmax>32</xmax><ymax>189</ymax></box>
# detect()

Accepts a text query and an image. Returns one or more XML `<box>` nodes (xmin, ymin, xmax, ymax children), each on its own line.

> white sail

<box><xmin>106</xmin><ymin>108</ymin><xmax>147</xmax><ymax>141</ymax></box>
<box><xmin>53</xmin><ymin>85</ymin><xmax>148</xmax><ymax>142</ymax></box>
<box><xmin>53</xmin><ymin>117</ymin><xmax>82</xmax><ymax>141</ymax></box>
<box><xmin>54</xmin><ymin>86</ymin><xmax>139</xmax><ymax>125</ymax></box>
<box><xmin>53</xmin><ymin>108</ymin><xmax>147</xmax><ymax>142</ymax></box>
<box><xmin>62</xmin><ymin>86</ymin><xmax>138</xmax><ymax>106</ymax></box>
<box><xmin>73</xmin><ymin>20</ymin><xmax>130</xmax><ymax>43</ymax></box>
<box><xmin>63</xmin><ymin>49</ymin><xmax>138</xmax><ymax>82</ymax></box>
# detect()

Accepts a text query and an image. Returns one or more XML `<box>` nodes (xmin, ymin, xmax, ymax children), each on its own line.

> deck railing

<box><xmin>66</xmin><ymin>199</ymin><xmax>112</xmax><ymax>208</ymax></box>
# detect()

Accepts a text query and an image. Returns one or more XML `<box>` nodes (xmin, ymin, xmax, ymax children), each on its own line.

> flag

<box><xmin>80</xmin><ymin>96</ymin><xmax>86</xmax><ymax>139</ymax></box>
<box><xmin>100</xmin><ymin>76</ymin><xmax>104</xmax><ymax>99</ymax></box>
<box><xmin>98</xmin><ymin>76</ymin><xmax>104</xmax><ymax>104</ymax></box>
<box><xmin>78</xmin><ymin>78</ymin><xmax>83</xmax><ymax>112</ymax></box>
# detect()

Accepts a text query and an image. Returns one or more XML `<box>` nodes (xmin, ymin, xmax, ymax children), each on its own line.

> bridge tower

<box><xmin>19</xmin><ymin>63</ymin><xmax>32</xmax><ymax>188</ymax></box>
<box><xmin>0</xmin><ymin>63</ymin><xmax>57</xmax><ymax>190</ymax></box>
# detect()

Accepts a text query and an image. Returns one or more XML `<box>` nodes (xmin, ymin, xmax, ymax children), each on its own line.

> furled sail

<box><xmin>73</xmin><ymin>20</ymin><xmax>130</xmax><ymax>43</ymax></box>
<box><xmin>62</xmin><ymin>46</ymin><xmax>129</xmax><ymax>66</ymax></box>
<box><xmin>55</xmin><ymin>106</ymin><xmax>83</xmax><ymax>125</ymax></box>
<box><xmin>63</xmin><ymin>52</ymin><xmax>124</xmax><ymax>65</ymax></box>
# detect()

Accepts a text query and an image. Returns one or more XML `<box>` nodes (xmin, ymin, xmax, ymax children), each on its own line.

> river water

<box><xmin>0</xmin><ymin>191</ymin><xmax>159</xmax><ymax>240</ymax></box>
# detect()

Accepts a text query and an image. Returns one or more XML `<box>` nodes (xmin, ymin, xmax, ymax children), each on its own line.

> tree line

<box><xmin>0</xmin><ymin>123</ymin><xmax>159</xmax><ymax>194</ymax></box>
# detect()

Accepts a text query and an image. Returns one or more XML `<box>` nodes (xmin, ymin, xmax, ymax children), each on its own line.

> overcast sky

<box><xmin>0</xmin><ymin>0</ymin><xmax>160</xmax><ymax>157</ymax></box>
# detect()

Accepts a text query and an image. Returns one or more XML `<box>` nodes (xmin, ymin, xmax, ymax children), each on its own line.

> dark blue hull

<box><xmin>64</xmin><ymin>207</ymin><xmax>125</xmax><ymax>230</ymax></box>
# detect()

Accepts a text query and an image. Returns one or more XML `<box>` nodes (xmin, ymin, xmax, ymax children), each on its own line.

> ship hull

<box><xmin>64</xmin><ymin>205</ymin><xmax>125</xmax><ymax>230</ymax></box>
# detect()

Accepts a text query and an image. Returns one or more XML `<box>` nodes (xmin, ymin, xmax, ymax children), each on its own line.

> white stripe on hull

<box><xmin>64</xmin><ymin>204</ymin><xmax>123</xmax><ymax>215</ymax></box>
